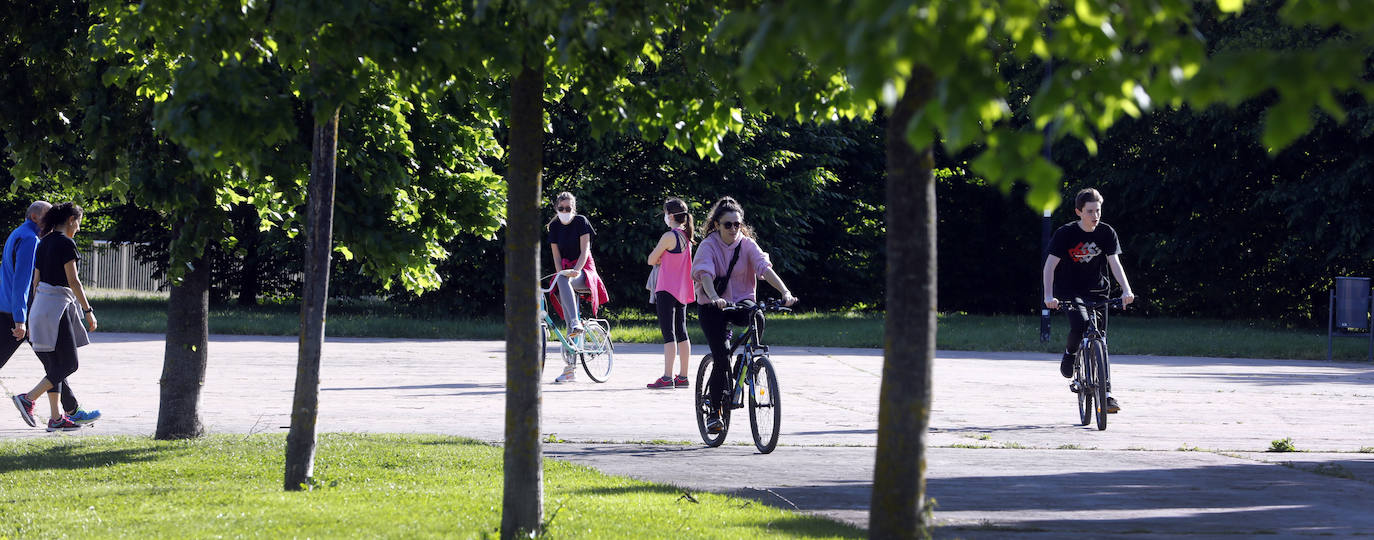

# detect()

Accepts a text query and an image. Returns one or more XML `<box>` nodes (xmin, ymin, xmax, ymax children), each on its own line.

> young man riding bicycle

<box><xmin>1042</xmin><ymin>188</ymin><xmax>1136</xmax><ymax>413</ymax></box>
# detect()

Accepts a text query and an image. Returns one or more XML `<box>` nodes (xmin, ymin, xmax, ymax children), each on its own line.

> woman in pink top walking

<box><xmin>691</xmin><ymin>197</ymin><xmax>798</xmax><ymax>433</ymax></box>
<box><xmin>645</xmin><ymin>198</ymin><xmax>695</xmax><ymax>389</ymax></box>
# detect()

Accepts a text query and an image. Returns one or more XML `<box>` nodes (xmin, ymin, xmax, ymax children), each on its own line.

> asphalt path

<box><xmin>2</xmin><ymin>334</ymin><xmax>1372</xmax><ymax>537</ymax></box>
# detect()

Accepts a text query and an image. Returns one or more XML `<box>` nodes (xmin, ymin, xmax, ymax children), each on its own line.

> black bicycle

<box><xmin>694</xmin><ymin>298</ymin><xmax>790</xmax><ymax>453</ymax></box>
<box><xmin>1058</xmin><ymin>298</ymin><xmax>1124</xmax><ymax>431</ymax></box>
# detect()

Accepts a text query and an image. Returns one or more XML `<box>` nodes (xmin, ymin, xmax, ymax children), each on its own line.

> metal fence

<box><xmin>76</xmin><ymin>241</ymin><xmax>162</xmax><ymax>291</ymax></box>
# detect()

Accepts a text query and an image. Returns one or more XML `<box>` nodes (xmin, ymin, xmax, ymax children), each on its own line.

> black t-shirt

<box><xmin>1048</xmin><ymin>221</ymin><xmax>1121</xmax><ymax>298</ymax></box>
<box><xmin>35</xmin><ymin>233</ymin><xmax>79</xmax><ymax>288</ymax></box>
<box><xmin>548</xmin><ymin>215</ymin><xmax>595</xmax><ymax>265</ymax></box>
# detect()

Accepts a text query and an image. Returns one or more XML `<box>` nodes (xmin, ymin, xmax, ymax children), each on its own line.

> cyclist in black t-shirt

<box><xmin>1042</xmin><ymin>188</ymin><xmax>1135</xmax><ymax>413</ymax></box>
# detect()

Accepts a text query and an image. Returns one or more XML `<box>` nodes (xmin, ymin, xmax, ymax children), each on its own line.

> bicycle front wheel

<box><xmin>540</xmin><ymin>323</ymin><xmax>550</xmax><ymax>376</ymax></box>
<box><xmin>695</xmin><ymin>354</ymin><xmax>730</xmax><ymax>447</ymax></box>
<box><xmin>748</xmin><ymin>357</ymin><xmax>781</xmax><ymax>454</ymax></box>
<box><xmin>1088</xmin><ymin>339</ymin><xmax>1108</xmax><ymax>431</ymax></box>
<box><xmin>578</xmin><ymin>322</ymin><xmax>614</xmax><ymax>383</ymax></box>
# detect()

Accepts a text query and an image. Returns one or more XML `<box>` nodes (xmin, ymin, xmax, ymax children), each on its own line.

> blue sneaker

<box><xmin>68</xmin><ymin>409</ymin><xmax>101</xmax><ymax>425</ymax></box>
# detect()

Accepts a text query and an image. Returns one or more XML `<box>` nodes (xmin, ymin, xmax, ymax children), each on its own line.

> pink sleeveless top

<box><xmin>655</xmin><ymin>229</ymin><xmax>696</xmax><ymax>305</ymax></box>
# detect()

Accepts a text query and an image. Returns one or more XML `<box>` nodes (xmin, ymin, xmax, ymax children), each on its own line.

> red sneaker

<box><xmin>646</xmin><ymin>376</ymin><xmax>674</xmax><ymax>389</ymax></box>
<box><xmin>673</xmin><ymin>375</ymin><xmax>689</xmax><ymax>388</ymax></box>
<box><xmin>46</xmin><ymin>415</ymin><xmax>80</xmax><ymax>432</ymax></box>
<box><xmin>11</xmin><ymin>394</ymin><xmax>36</xmax><ymax>427</ymax></box>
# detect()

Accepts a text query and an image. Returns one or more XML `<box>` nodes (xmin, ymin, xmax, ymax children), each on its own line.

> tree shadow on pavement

<box><xmin>729</xmin><ymin>461</ymin><xmax>1374</xmax><ymax>536</ymax></box>
<box><xmin>1155</xmin><ymin>370</ymin><xmax>1374</xmax><ymax>386</ymax></box>
<box><xmin>322</xmin><ymin>383</ymin><xmax>504</xmax><ymax>392</ymax></box>
<box><xmin>545</xmin><ymin>444</ymin><xmax>710</xmax><ymax>459</ymax></box>
<box><xmin>565</xmin><ymin>484</ymin><xmax>864</xmax><ymax>538</ymax></box>
<box><xmin>791</xmin><ymin>428</ymin><xmax>877</xmax><ymax>436</ymax></box>
<box><xmin>926</xmin><ymin>461</ymin><xmax>1374</xmax><ymax>536</ymax></box>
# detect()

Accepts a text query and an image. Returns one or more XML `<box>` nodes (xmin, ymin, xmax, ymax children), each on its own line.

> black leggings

<box><xmin>0</xmin><ymin>312</ymin><xmax>79</xmax><ymax>413</ymax></box>
<box><xmin>1065</xmin><ymin>297</ymin><xmax>1111</xmax><ymax>391</ymax></box>
<box><xmin>697</xmin><ymin>304</ymin><xmax>752</xmax><ymax>411</ymax></box>
<box><xmin>654</xmin><ymin>291</ymin><xmax>688</xmax><ymax>344</ymax></box>
<box><xmin>36</xmin><ymin>319</ymin><xmax>79</xmax><ymax>405</ymax></box>
<box><xmin>1063</xmin><ymin>297</ymin><xmax>1108</xmax><ymax>355</ymax></box>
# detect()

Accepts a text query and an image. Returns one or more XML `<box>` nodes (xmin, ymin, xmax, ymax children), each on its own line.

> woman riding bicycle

<box><xmin>691</xmin><ymin>197</ymin><xmax>797</xmax><ymax>434</ymax></box>
<box><xmin>546</xmin><ymin>191</ymin><xmax>609</xmax><ymax>383</ymax></box>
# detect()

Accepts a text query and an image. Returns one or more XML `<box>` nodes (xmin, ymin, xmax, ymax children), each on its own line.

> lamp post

<box><xmin>1039</xmin><ymin>53</ymin><xmax>1055</xmax><ymax>344</ymax></box>
<box><xmin>1040</xmin><ymin>208</ymin><xmax>1052</xmax><ymax>342</ymax></box>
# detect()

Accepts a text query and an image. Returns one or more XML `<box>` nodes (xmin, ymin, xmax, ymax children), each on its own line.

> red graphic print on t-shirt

<box><xmin>1068</xmin><ymin>242</ymin><xmax>1102</xmax><ymax>263</ymax></box>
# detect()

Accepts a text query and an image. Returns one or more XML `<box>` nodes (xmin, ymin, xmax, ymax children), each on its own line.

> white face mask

<box><xmin>664</xmin><ymin>214</ymin><xmax>676</xmax><ymax>228</ymax></box>
<box><xmin>557</xmin><ymin>211</ymin><xmax>574</xmax><ymax>225</ymax></box>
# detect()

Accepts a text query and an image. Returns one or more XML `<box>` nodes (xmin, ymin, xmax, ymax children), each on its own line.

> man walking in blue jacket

<box><xmin>3</xmin><ymin>201</ymin><xmax>100</xmax><ymax>426</ymax></box>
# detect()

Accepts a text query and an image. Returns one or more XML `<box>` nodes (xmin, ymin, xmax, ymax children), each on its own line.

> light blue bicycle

<box><xmin>539</xmin><ymin>273</ymin><xmax>614</xmax><ymax>382</ymax></box>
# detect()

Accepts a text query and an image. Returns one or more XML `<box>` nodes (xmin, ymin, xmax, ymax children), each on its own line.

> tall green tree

<box><xmin>91</xmin><ymin>0</ymin><xmax>505</xmax><ymax>484</ymax></box>
<box><xmin>459</xmin><ymin>4</ymin><xmax>741</xmax><ymax>534</ymax></box>
<box><xmin>711</xmin><ymin>1</ymin><xmax>1373</xmax><ymax>536</ymax></box>
<box><xmin>450</xmin><ymin>1</ymin><xmax>853</xmax><ymax>534</ymax></box>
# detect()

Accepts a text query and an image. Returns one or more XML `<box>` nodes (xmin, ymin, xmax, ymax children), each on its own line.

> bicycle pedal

<box><xmin>1069</xmin><ymin>381</ymin><xmax>1080</xmax><ymax>393</ymax></box>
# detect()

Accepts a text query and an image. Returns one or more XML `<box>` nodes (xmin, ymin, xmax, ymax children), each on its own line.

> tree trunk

<box><xmin>501</xmin><ymin>57</ymin><xmax>545</xmax><ymax>539</ymax></box>
<box><xmin>870</xmin><ymin>68</ymin><xmax>937</xmax><ymax>539</ymax></box>
<box><xmin>284</xmin><ymin>103</ymin><xmax>340</xmax><ymax>491</ymax></box>
<box><xmin>155</xmin><ymin>246</ymin><xmax>209</xmax><ymax>440</ymax></box>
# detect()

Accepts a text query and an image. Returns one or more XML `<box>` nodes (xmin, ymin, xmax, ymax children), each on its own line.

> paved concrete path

<box><xmin>2</xmin><ymin>334</ymin><xmax>1372</xmax><ymax>537</ymax></box>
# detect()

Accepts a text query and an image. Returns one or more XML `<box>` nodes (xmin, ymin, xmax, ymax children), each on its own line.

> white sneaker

<box><xmin>553</xmin><ymin>365</ymin><xmax>577</xmax><ymax>383</ymax></box>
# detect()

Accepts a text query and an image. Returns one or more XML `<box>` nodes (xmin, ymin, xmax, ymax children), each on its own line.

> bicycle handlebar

<box><xmin>721</xmin><ymin>298</ymin><xmax>794</xmax><ymax>313</ymax></box>
<box><xmin>539</xmin><ymin>273</ymin><xmax>560</xmax><ymax>294</ymax></box>
<box><xmin>1054</xmin><ymin>298</ymin><xmax>1125</xmax><ymax>311</ymax></box>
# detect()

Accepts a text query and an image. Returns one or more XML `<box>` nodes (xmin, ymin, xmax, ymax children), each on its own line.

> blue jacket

<box><xmin>0</xmin><ymin>220</ymin><xmax>41</xmax><ymax>322</ymax></box>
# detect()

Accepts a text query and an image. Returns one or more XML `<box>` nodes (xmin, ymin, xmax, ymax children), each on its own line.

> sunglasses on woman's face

<box><xmin>556</xmin><ymin>206</ymin><xmax>572</xmax><ymax>212</ymax></box>
<box><xmin>720</xmin><ymin>221</ymin><xmax>742</xmax><ymax>230</ymax></box>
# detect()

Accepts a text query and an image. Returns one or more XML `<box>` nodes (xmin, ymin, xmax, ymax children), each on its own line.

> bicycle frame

<box><xmin>538</xmin><ymin>279</ymin><xmax>570</xmax><ymax>351</ymax></box>
<box><xmin>721</xmin><ymin>305</ymin><xmax>772</xmax><ymax>408</ymax></box>
<box><xmin>1062</xmin><ymin>298</ymin><xmax>1120</xmax><ymax>351</ymax></box>
<box><xmin>1060</xmin><ymin>296</ymin><xmax>1115</xmax><ymax>401</ymax></box>
<box><xmin>538</xmin><ymin>274</ymin><xmax>607</xmax><ymax>355</ymax></box>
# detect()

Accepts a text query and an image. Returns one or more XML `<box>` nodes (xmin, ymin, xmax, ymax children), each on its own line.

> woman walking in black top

<box><xmin>9</xmin><ymin>203</ymin><xmax>98</xmax><ymax>432</ymax></box>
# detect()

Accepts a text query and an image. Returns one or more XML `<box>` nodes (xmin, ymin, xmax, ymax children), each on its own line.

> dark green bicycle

<box><xmin>694</xmin><ymin>298</ymin><xmax>790</xmax><ymax>453</ymax></box>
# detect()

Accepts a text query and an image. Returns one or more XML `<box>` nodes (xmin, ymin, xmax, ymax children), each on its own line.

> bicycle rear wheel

<box><xmin>1075</xmin><ymin>352</ymin><xmax>1092</xmax><ymax>426</ymax></box>
<box><xmin>1088</xmin><ymin>339</ymin><xmax>1108</xmax><ymax>431</ymax></box>
<box><xmin>694</xmin><ymin>354</ymin><xmax>730</xmax><ymax>447</ymax></box>
<box><xmin>578</xmin><ymin>322</ymin><xmax>614</xmax><ymax>383</ymax></box>
<box><xmin>748</xmin><ymin>357</ymin><xmax>781</xmax><ymax>454</ymax></box>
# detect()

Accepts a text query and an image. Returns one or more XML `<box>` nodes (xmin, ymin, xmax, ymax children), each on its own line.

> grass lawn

<box><xmin>0</xmin><ymin>434</ymin><xmax>861</xmax><ymax>539</ymax></box>
<box><xmin>88</xmin><ymin>290</ymin><xmax>1374</xmax><ymax>361</ymax></box>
